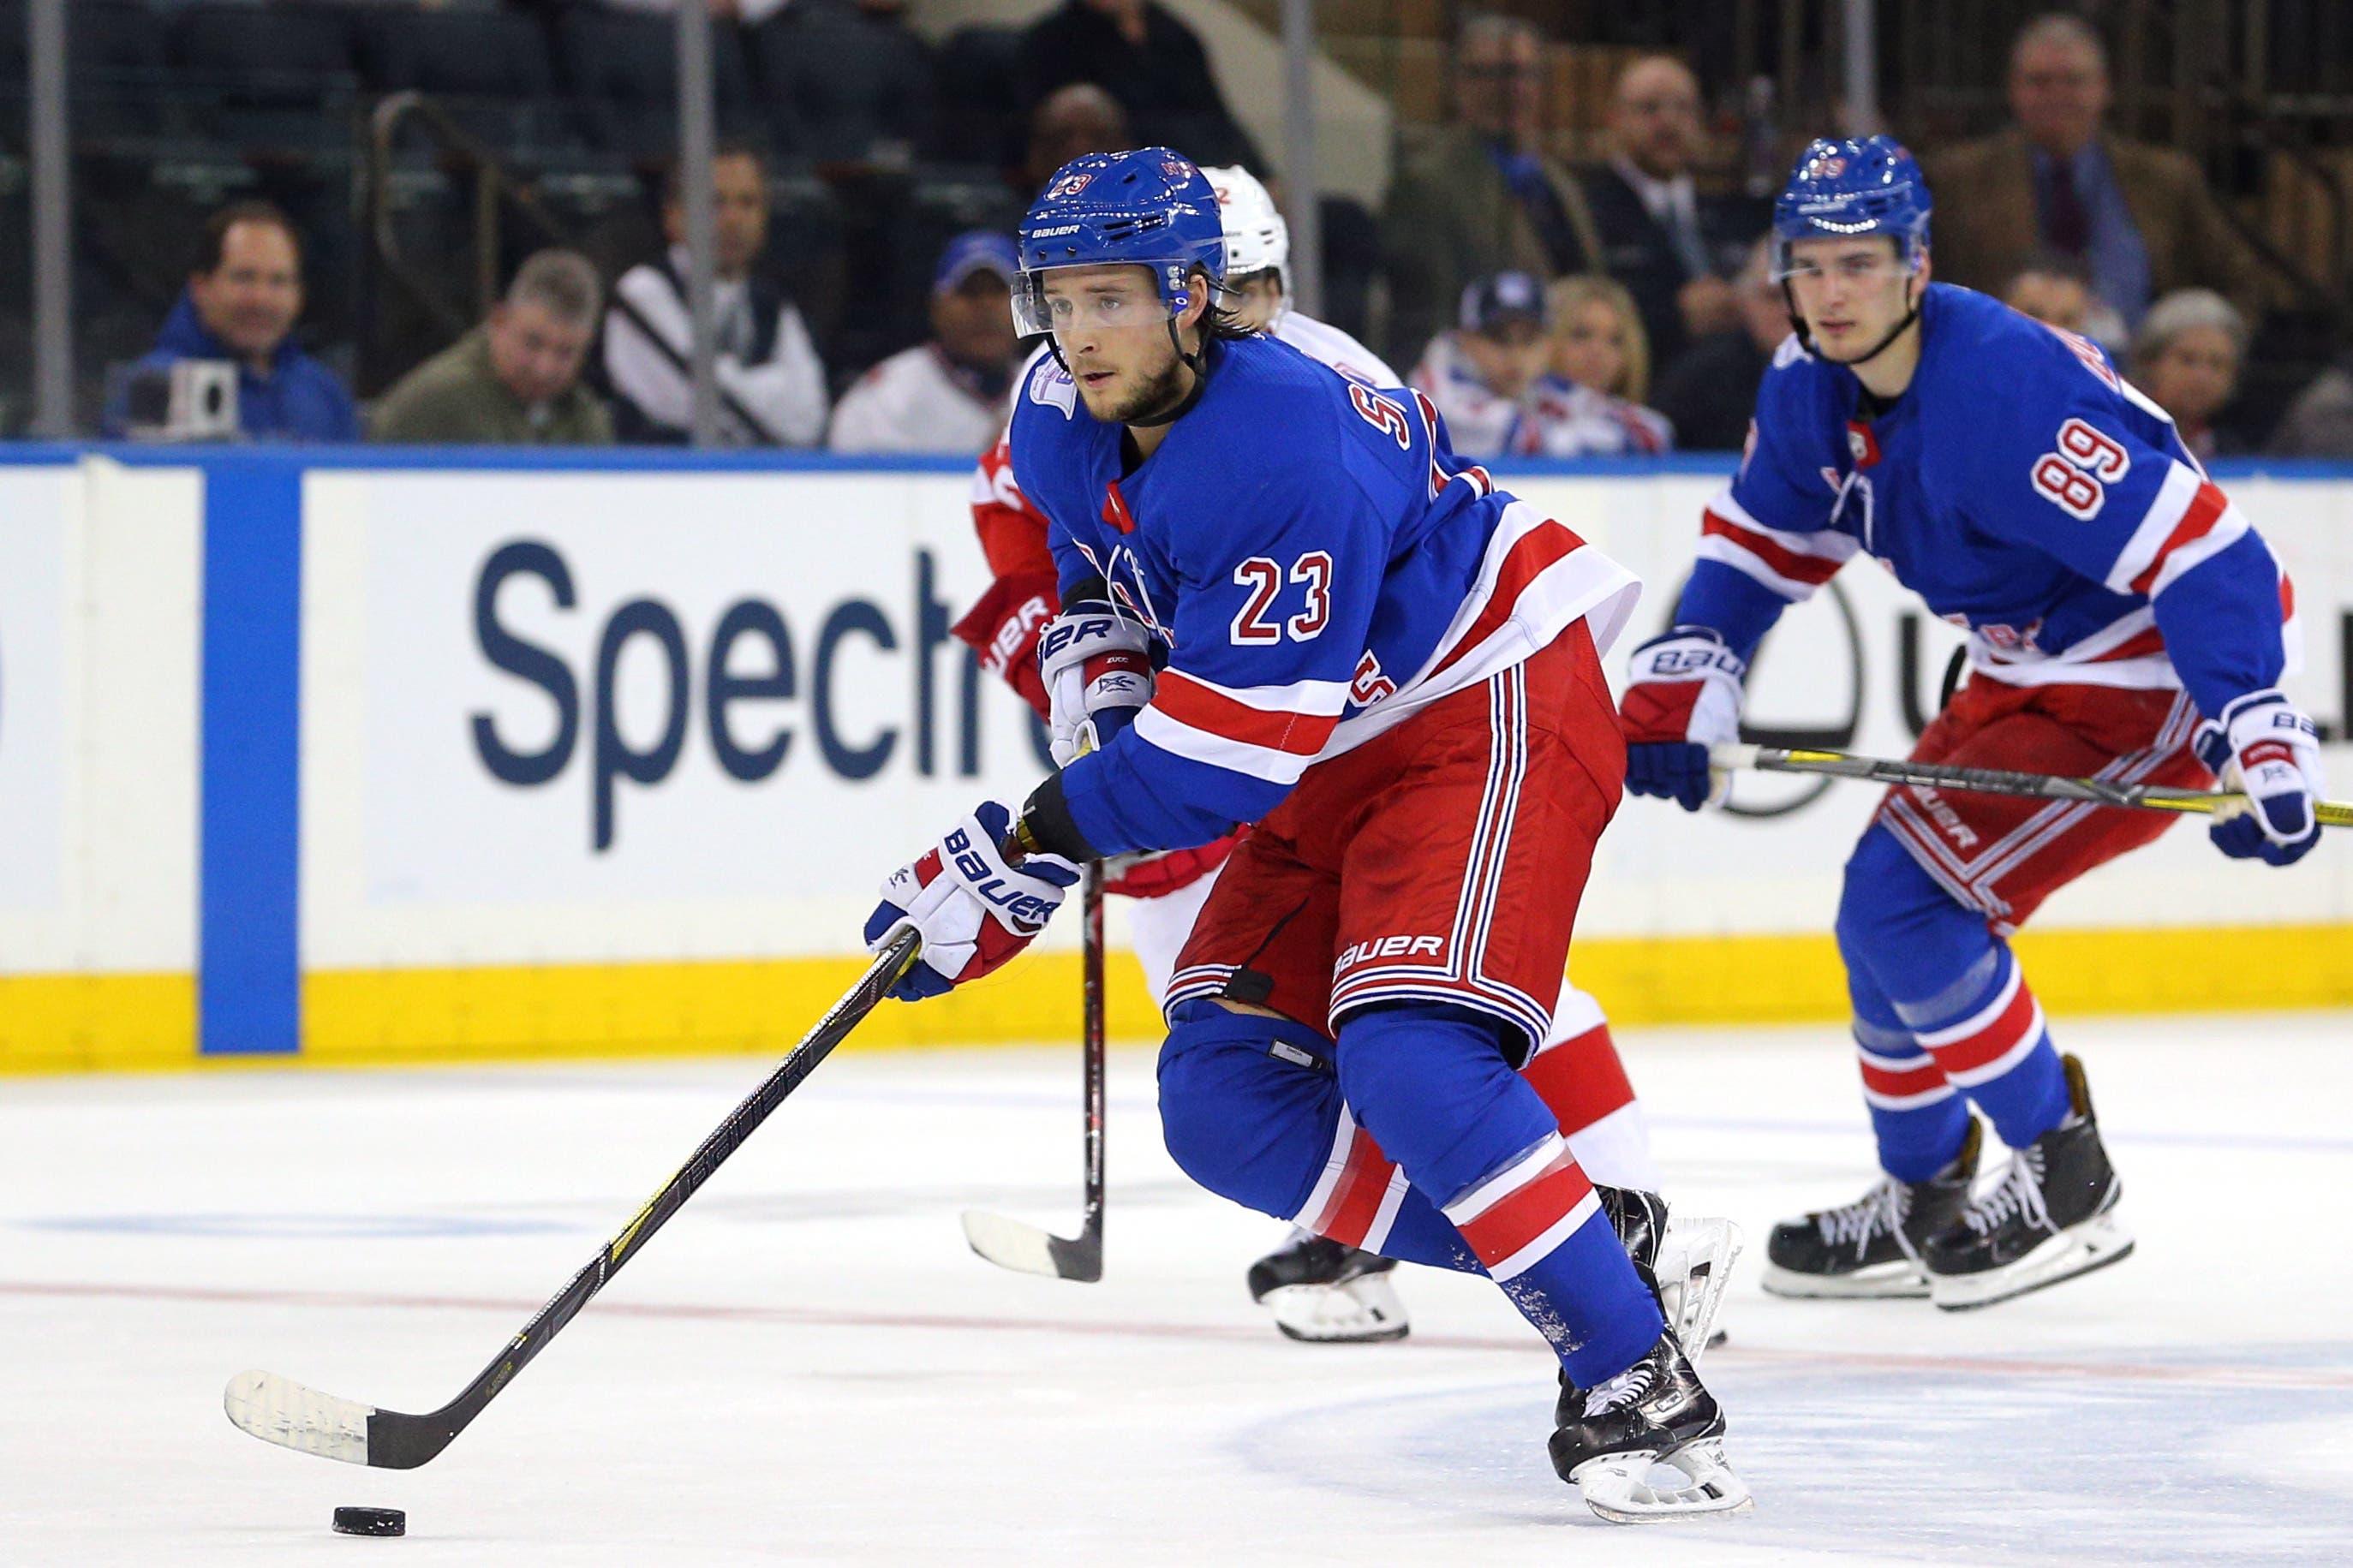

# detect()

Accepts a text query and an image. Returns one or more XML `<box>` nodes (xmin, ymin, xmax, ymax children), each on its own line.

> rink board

<box><xmin>1</xmin><ymin>447</ymin><xmax>2347</xmax><ymax>1071</ymax></box>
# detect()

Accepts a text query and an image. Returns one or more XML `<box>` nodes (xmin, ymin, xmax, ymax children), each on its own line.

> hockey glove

<box><xmin>2192</xmin><ymin>689</ymin><xmax>2326</xmax><ymax>867</ymax></box>
<box><xmin>1038</xmin><ymin>598</ymin><xmax>1157</xmax><ymax>768</ymax></box>
<box><xmin>1619</xmin><ymin>626</ymin><xmax>1746</xmax><ymax>812</ymax></box>
<box><xmin>864</xmin><ymin>802</ymin><xmax>1081</xmax><ymax>1000</ymax></box>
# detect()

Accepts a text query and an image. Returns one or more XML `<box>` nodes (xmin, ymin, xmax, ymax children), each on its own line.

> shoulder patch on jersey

<box><xmin>1771</xmin><ymin>332</ymin><xmax>1813</xmax><ymax>368</ymax></box>
<box><xmin>1026</xmin><ymin>355</ymin><xmax>1078</xmax><ymax>419</ymax></box>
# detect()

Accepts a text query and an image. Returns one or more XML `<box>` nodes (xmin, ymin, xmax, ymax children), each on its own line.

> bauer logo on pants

<box><xmin>1335</xmin><ymin>934</ymin><xmax>1446</xmax><ymax>975</ymax></box>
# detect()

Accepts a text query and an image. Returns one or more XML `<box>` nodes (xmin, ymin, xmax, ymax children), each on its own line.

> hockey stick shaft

<box><xmin>1714</xmin><ymin>743</ymin><xmax>2353</xmax><ymax>827</ymax></box>
<box><xmin>1078</xmin><ymin>860</ymin><xmax>1107</xmax><ymax>1248</ymax></box>
<box><xmin>225</xmin><ymin>927</ymin><xmax>922</xmax><ymax>1470</ymax></box>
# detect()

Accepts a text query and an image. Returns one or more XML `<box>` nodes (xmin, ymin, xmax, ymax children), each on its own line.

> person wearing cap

<box><xmin>828</xmin><ymin>232</ymin><xmax>1025</xmax><ymax>454</ymax></box>
<box><xmin>1412</xmin><ymin>271</ymin><xmax>1669</xmax><ymax>458</ymax></box>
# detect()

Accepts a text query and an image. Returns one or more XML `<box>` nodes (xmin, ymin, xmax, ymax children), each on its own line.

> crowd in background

<box><xmin>73</xmin><ymin>3</ymin><xmax>2353</xmax><ymax>459</ymax></box>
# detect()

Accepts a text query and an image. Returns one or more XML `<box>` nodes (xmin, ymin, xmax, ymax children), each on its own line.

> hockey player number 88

<box><xmin>2030</xmin><ymin>417</ymin><xmax>2130</xmax><ymax>522</ymax></box>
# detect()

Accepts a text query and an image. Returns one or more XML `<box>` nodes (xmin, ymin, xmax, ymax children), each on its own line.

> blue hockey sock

<box><xmin>1846</xmin><ymin>966</ymin><xmax>1971</xmax><ymax>1183</ymax></box>
<box><xmin>1838</xmin><ymin>826</ymin><xmax>2072</xmax><ymax>1152</ymax></box>
<box><xmin>1337</xmin><ymin>1003</ymin><xmax>1661</xmax><ymax>1386</ymax></box>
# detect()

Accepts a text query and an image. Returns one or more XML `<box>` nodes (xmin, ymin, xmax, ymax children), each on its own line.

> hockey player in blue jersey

<box><xmin>860</xmin><ymin>149</ymin><xmax>1750</xmax><ymax>1520</ymax></box>
<box><xmin>1621</xmin><ymin>137</ymin><xmax>2321</xmax><ymax>1310</ymax></box>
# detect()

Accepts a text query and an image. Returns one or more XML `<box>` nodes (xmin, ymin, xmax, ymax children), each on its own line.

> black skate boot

<box><xmin>1597</xmin><ymin>1186</ymin><xmax>1738</xmax><ymax>1357</ymax></box>
<box><xmin>1762</xmin><ymin>1118</ymin><xmax>1981</xmax><ymax>1298</ymax></box>
<box><xmin>1246</xmin><ymin>1231</ymin><xmax>1407</xmax><ymax>1343</ymax></box>
<box><xmin>1549</xmin><ymin>1330</ymin><xmax>1752</xmax><ymax>1523</ymax></box>
<box><xmin>1923</xmin><ymin>1054</ymin><xmax>2133</xmax><ymax>1310</ymax></box>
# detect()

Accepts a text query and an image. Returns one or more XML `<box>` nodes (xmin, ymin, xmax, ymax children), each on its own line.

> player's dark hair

<box><xmin>195</xmin><ymin>200</ymin><xmax>303</xmax><ymax>276</ymax></box>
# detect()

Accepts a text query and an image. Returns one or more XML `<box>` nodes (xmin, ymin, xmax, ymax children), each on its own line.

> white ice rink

<box><xmin>7</xmin><ymin>1013</ymin><xmax>2352</xmax><ymax>1565</ymax></box>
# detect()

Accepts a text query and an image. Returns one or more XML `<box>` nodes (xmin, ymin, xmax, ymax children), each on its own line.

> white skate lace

<box><xmin>1962</xmin><ymin>1145</ymin><xmax>2051</xmax><ymax>1237</ymax></box>
<box><xmin>1581</xmin><ymin>1359</ymin><xmax>1658</xmax><ymax>1419</ymax></box>
<box><xmin>1818</xmin><ymin>1178</ymin><xmax>1914</xmax><ymax>1260</ymax></box>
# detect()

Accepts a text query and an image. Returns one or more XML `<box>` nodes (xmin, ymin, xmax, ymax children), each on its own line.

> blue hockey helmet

<box><xmin>1013</xmin><ymin>149</ymin><xmax>1227</xmax><ymax>337</ymax></box>
<box><xmin>1771</xmin><ymin>135</ymin><xmax>1932</xmax><ymax>279</ymax></box>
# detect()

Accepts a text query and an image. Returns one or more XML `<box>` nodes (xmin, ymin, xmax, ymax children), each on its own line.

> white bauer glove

<box><xmin>1617</xmin><ymin>625</ymin><xmax>1747</xmax><ymax>811</ymax></box>
<box><xmin>2192</xmin><ymin>689</ymin><xmax>2326</xmax><ymax>867</ymax></box>
<box><xmin>863</xmin><ymin>802</ymin><xmax>1081</xmax><ymax>1000</ymax></box>
<box><xmin>1037</xmin><ymin>596</ymin><xmax>1156</xmax><ymax>768</ymax></box>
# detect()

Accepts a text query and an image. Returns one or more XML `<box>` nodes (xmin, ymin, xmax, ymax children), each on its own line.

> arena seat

<box><xmin>552</xmin><ymin>9</ymin><xmax>755</xmax><ymax>159</ymax></box>
<box><xmin>357</xmin><ymin>6</ymin><xmax>559</xmax><ymax>152</ymax></box>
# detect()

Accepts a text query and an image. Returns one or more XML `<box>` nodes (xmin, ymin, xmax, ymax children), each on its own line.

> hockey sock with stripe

<box><xmin>1341</xmin><ymin>1002</ymin><xmax>1663</xmax><ymax>1384</ymax></box>
<box><xmin>1846</xmin><ymin>966</ymin><xmax>1971</xmax><ymax>1183</ymax></box>
<box><xmin>1838</xmin><ymin>826</ymin><xmax>2069</xmax><ymax>1151</ymax></box>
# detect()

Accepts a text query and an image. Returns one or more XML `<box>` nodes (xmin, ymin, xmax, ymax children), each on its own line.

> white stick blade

<box><xmin>224</xmin><ymin>1369</ymin><xmax>374</xmax><ymax>1465</ymax></box>
<box><xmin>959</xmin><ymin>1209</ymin><xmax>1065</xmax><ymax>1277</ymax></box>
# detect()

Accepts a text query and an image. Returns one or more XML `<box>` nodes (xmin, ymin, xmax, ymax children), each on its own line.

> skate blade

<box><xmin>1573</xmin><ymin>1439</ymin><xmax>1754</xmax><ymax>1524</ymax></box>
<box><xmin>1759</xmin><ymin>1259</ymin><xmax>1928</xmax><ymax>1299</ymax></box>
<box><xmin>1931</xmin><ymin>1213</ymin><xmax>2135</xmax><ymax>1311</ymax></box>
<box><xmin>1263</xmin><ymin>1275</ymin><xmax>1411</xmax><ymax>1344</ymax></box>
<box><xmin>1657</xmin><ymin>1218</ymin><xmax>1742</xmax><ymax>1364</ymax></box>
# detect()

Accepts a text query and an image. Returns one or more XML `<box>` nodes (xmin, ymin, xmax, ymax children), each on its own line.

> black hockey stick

<box><xmin>1714</xmin><ymin>742</ymin><xmax>2353</xmax><ymax>827</ymax></box>
<box><xmin>960</xmin><ymin>861</ymin><xmax>1106</xmax><ymax>1282</ymax></box>
<box><xmin>223</xmin><ymin>927</ymin><xmax>923</xmax><ymax>1470</ymax></box>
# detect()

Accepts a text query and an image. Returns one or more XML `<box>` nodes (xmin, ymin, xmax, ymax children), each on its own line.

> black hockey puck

<box><xmin>331</xmin><ymin>1506</ymin><xmax>406</xmax><ymax>1537</ymax></box>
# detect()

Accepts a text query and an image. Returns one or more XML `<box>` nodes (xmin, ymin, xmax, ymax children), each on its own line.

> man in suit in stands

<box><xmin>1382</xmin><ymin>11</ymin><xmax>1603</xmax><ymax>371</ymax></box>
<box><xmin>1579</xmin><ymin>54</ymin><xmax>1767</xmax><ymax>375</ymax></box>
<box><xmin>1923</xmin><ymin>12</ymin><xmax>2266</xmax><ymax>332</ymax></box>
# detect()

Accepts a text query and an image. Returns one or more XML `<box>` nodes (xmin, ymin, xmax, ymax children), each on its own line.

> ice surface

<box><xmin>5</xmin><ymin>1013</ymin><xmax>2351</xmax><ymax>1564</ymax></box>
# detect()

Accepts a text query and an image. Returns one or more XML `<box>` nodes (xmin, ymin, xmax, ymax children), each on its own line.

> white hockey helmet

<box><xmin>1202</xmin><ymin>164</ymin><xmax>1290</xmax><ymax>295</ymax></box>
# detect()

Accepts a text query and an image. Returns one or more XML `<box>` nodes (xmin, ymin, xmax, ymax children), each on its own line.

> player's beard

<box><xmin>1088</xmin><ymin>342</ymin><xmax>1194</xmax><ymax>426</ymax></box>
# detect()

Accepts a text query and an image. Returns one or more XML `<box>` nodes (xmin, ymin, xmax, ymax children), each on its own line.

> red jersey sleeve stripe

<box><xmin>1702</xmin><ymin>510</ymin><xmax>1846</xmax><ymax>587</ymax></box>
<box><xmin>2127</xmin><ymin>480</ymin><xmax>2230</xmax><ymax>596</ymax></box>
<box><xmin>1154</xmin><ymin>671</ymin><xmax>1342</xmax><ymax>755</ymax></box>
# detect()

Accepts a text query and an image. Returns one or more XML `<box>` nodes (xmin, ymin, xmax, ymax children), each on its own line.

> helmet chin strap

<box><xmin>1783</xmin><ymin>269</ymin><xmax>1925</xmax><ymax>370</ymax></box>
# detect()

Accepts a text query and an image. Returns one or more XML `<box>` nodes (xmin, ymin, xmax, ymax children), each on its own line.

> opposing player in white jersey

<box><xmin>952</xmin><ymin>163</ymin><xmax>1696</xmax><ymax>1347</ymax></box>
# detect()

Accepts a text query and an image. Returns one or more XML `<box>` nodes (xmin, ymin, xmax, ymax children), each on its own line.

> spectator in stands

<box><xmin>2002</xmin><ymin>255</ymin><xmax>2090</xmax><ymax>333</ymax></box>
<box><xmin>1547</xmin><ymin>273</ymin><xmax>1673</xmax><ymax>451</ymax></box>
<box><xmin>1018</xmin><ymin>0</ymin><xmax>1257</xmax><ymax>170</ymax></box>
<box><xmin>1650</xmin><ymin>236</ymin><xmax>1787</xmax><ymax>450</ymax></box>
<box><xmin>1382</xmin><ymin>13</ymin><xmax>1601</xmax><ymax>370</ymax></box>
<box><xmin>1580</xmin><ymin>54</ymin><xmax>1768</xmax><ymax>372</ymax></box>
<box><xmin>1022</xmin><ymin>83</ymin><xmax>1132</xmax><ymax>199</ymax></box>
<box><xmin>1924</xmin><ymin>14</ymin><xmax>2266</xmax><ymax>332</ymax></box>
<box><xmin>2130</xmin><ymin>289</ymin><xmax>2248</xmax><ymax>461</ymax></box>
<box><xmin>829</xmin><ymin>232</ymin><xmax>1022</xmax><ymax>454</ymax></box>
<box><xmin>371</xmin><ymin>251</ymin><xmax>612</xmax><ymax>446</ymax></box>
<box><xmin>2268</xmin><ymin>350</ymin><xmax>2353</xmax><ymax>457</ymax></box>
<box><xmin>1412</xmin><ymin>271</ymin><xmax>1668</xmax><ymax>458</ymax></box>
<box><xmin>604</xmin><ymin>144</ymin><xmax>829</xmax><ymax>445</ymax></box>
<box><xmin>104</xmin><ymin>201</ymin><xmax>357</xmax><ymax>443</ymax></box>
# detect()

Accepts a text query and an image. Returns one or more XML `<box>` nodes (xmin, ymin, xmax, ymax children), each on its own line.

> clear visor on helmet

<box><xmin>1012</xmin><ymin>262</ymin><xmax>1199</xmax><ymax>337</ymax></box>
<box><xmin>1771</xmin><ymin>232</ymin><xmax>1926</xmax><ymax>283</ymax></box>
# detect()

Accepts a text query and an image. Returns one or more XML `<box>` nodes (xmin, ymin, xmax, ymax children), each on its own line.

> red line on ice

<box><xmin>3</xmin><ymin>1278</ymin><xmax>2346</xmax><ymax>1391</ymax></box>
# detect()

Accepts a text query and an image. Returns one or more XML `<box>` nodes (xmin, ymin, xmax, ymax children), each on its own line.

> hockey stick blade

<box><xmin>961</xmin><ymin>863</ymin><xmax>1106</xmax><ymax>1285</ymax></box>
<box><xmin>959</xmin><ymin>1207</ymin><xmax>1103</xmax><ymax>1282</ymax></box>
<box><xmin>222</xmin><ymin>928</ymin><xmax>921</xmax><ymax>1469</ymax></box>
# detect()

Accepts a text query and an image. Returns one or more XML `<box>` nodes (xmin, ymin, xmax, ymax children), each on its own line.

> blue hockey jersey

<box><xmin>1010</xmin><ymin>334</ymin><xmax>1639</xmax><ymax>857</ymax></box>
<box><xmin>1681</xmin><ymin>283</ymin><xmax>2296</xmax><ymax>721</ymax></box>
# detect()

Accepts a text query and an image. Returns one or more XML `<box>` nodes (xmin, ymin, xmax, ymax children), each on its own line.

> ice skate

<box><xmin>1763</xmin><ymin>1118</ymin><xmax>1980</xmax><ymax>1298</ymax></box>
<box><xmin>1597</xmin><ymin>1186</ymin><xmax>1738</xmax><ymax>1358</ymax></box>
<box><xmin>1246</xmin><ymin>1231</ymin><xmax>1408</xmax><ymax>1343</ymax></box>
<box><xmin>1549</xmin><ymin>1330</ymin><xmax>1753</xmax><ymax>1523</ymax></box>
<box><xmin>1925</xmin><ymin>1054</ymin><xmax>2134</xmax><ymax>1309</ymax></box>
